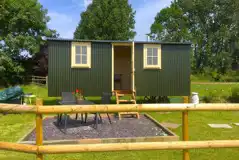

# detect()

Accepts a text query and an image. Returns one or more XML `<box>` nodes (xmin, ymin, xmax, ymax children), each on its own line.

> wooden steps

<box><xmin>118</xmin><ymin>112</ymin><xmax>139</xmax><ymax>120</ymax></box>
<box><xmin>118</xmin><ymin>100</ymin><xmax>136</xmax><ymax>103</ymax></box>
<box><xmin>114</xmin><ymin>90</ymin><xmax>139</xmax><ymax>120</ymax></box>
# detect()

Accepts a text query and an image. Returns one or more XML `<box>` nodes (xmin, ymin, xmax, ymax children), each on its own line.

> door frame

<box><xmin>111</xmin><ymin>42</ymin><xmax>135</xmax><ymax>92</ymax></box>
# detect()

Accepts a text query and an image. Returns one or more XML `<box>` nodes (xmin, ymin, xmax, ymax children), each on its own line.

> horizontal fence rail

<box><xmin>29</xmin><ymin>76</ymin><xmax>47</xmax><ymax>87</ymax></box>
<box><xmin>1</xmin><ymin>103</ymin><xmax>239</xmax><ymax>114</ymax></box>
<box><xmin>1</xmin><ymin>140</ymin><xmax>239</xmax><ymax>154</ymax></box>
<box><xmin>0</xmin><ymin>101</ymin><xmax>239</xmax><ymax>160</ymax></box>
<box><xmin>39</xmin><ymin>140</ymin><xmax>239</xmax><ymax>153</ymax></box>
<box><xmin>0</xmin><ymin>142</ymin><xmax>37</xmax><ymax>154</ymax></box>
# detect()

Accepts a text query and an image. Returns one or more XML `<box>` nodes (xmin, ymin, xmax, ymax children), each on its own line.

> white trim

<box><xmin>111</xmin><ymin>42</ymin><xmax>132</xmax><ymax>46</ymax></box>
<box><xmin>131</xmin><ymin>41</ymin><xmax>135</xmax><ymax>92</ymax></box>
<box><xmin>143</xmin><ymin>44</ymin><xmax>161</xmax><ymax>69</ymax></box>
<box><xmin>111</xmin><ymin>44</ymin><xmax>114</xmax><ymax>92</ymax></box>
<box><xmin>71</xmin><ymin>42</ymin><xmax>91</xmax><ymax>68</ymax></box>
<box><xmin>112</xmin><ymin>43</ymin><xmax>134</xmax><ymax>92</ymax></box>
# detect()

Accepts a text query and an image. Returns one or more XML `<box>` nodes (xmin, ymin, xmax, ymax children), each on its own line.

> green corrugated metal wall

<box><xmin>135</xmin><ymin>44</ymin><xmax>191</xmax><ymax>96</ymax></box>
<box><xmin>48</xmin><ymin>41</ymin><xmax>112</xmax><ymax>96</ymax></box>
<box><xmin>48</xmin><ymin>40</ymin><xmax>191</xmax><ymax>97</ymax></box>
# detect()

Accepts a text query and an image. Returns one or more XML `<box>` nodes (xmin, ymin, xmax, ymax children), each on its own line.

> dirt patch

<box><xmin>22</xmin><ymin>114</ymin><xmax>173</xmax><ymax>141</ymax></box>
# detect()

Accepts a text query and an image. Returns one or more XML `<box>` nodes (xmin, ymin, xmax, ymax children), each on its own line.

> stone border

<box><xmin>19</xmin><ymin>114</ymin><xmax>179</xmax><ymax>145</ymax></box>
<box><xmin>17</xmin><ymin>123</ymin><xmax>36</xmax><ymax>143</ymax></box>
<box><xmin>144</xmin><ymin>114</ymin><xmax>179</xmax><ymax>137</ymax></box>
<box><xmin>17</xmin><ymin>116</ymin><xmax>53</xmax><ymax>143</ymax></box>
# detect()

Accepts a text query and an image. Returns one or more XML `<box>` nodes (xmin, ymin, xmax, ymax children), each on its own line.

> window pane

<box><xmin>75</xmin><ymin>55</ymin><xmax>81</xmax><ymax>64</ymax></box>
<box><xmin>82</xmin><ymin>55</ymin><xmax>87</xmax><ymax>64</ymax></box>
<box><xmin>147</xmin><ymin>57</ymin><xmax>152</xmax><ymax>65</ymax></box>
<box><xmin>82</xmin><ymin>46</ymin><xmax>87</xmax><ymax>55</ymax></box>
<box><xmin>153</xmin><ymin>57</ymin><xmax>158</xmax><ymax>65</ymax></box>
<box><xmin>147</xmin><ymin>48</ymin><xmax>153</xmax><ymax>57</ymax></box>
<box><xmin>75</xmin><ymin>46</ymin><xmax>81</xmax><ymax>55</ymax></box>
<box><xmin>153</xmin><ymin>48</ymin><xmax>158</xmax><ymax>57</ymax></box>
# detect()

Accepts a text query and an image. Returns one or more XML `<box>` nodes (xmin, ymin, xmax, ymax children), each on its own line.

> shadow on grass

<box><xmin>44</xmin><ymin>99</ymin><xmax>59</xmax><ymax>105</ymax></box>
<box><xmin>90</xmin><ymin>99</ymin><xmax>117</xmax><ymax>104</ymax></box>
<box><xmin>42</xmin><ymin>96</ymin><xmax>182</xmax><ymax>106</ymax></box>
<box><xmin>86</xmin><ymin>97</ymin><xmax>117</xmax><ymax>104</ymax></box>
<box><xmin>43</xmin><ymin>98</ymin><xmax>116</xmax><ymax>105</ymax></box>
<box><xmin>7</xmin><ymin>96</ymin><xmax>183</xmax><ymax>106</ymax></box>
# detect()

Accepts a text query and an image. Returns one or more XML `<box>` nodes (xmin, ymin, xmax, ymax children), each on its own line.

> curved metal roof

<box><xmin>46</xmin><ymin>38</ymin><xmax>192</xmax><ymax>45</ymax></box>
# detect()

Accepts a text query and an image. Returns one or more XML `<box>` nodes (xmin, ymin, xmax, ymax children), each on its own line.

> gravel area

<box><xmin>23</xmin><ymin>114</ymin><xmax>168</xmax><ymax>141</ymax></box>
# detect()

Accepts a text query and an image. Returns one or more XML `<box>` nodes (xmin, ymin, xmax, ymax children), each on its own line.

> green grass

<box><xmin>191</xmin><ymin>74</ymin><xmax>213</xmax><ymax>82</ymax></box>
<box><xmin>191</xmin><ymin>83</ymin><xmax>239</xmax><ymax>98</ymax></box>
<box><xmin>1</xmin><ymin>84</ymin><xmax>239</xmax><ymax>160</ymax></box>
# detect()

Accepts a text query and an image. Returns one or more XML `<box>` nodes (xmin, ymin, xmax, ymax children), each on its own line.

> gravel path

<box><xmin>23</xmin><ymin>114</ymin><xmax>168</xmax><ymax>141</ymax></box>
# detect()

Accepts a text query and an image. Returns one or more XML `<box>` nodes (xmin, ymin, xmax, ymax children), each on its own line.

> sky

<box><xmin>39</xmin><ymin>0</ymin><xmax>172</xmax><ymax>41</ymax></box>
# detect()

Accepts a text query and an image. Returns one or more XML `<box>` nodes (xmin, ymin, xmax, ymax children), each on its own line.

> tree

<box><xmin>0</xmin><ymin>0</ymin><xmax>58</xmax><ymax>86</ymax></box>
<box><xmin>0</xmin><ymin>52</ymin><xmax>24</xmax><ymax>86</ymax></box>
<box><xmin>74</xmin><ymin>0</ymin><xmax>136</xmax><ymax>40</ymax></box>
<box><xmin>178</xmin><ymin>0</ymin><xmax>239</xmax><ymax>73</ymax></box>
<box><xmin>150</xmin><ymin>0</ymin><xmax>239</xmax><ymax>75</ymax></box>
<box><xmin>32</xmin><ymin>44</ymin><xmax>48</xmax><ymax>76</ymax></box>
<box><xmin>150</xmin><ymin>2</ymin><xmax>191</xmax><ymax>42</ymax></box>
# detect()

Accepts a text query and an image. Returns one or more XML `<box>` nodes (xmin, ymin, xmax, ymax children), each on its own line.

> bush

<box><xmin>202</xmin><ymin>90</ymin><xmax>228</xmax><ymax>103</ymax></box>
<box><xmin>192</xmin><ymin>70</ymin><xmax>239</xmax><ymax>82</ymax></box>
<box><xmin>228</xmin><ymin>87</ymin><xmax>239</xmax><ymax>103</ymax></box>
<box><xmin>142</xmin><ymin>96</ymin><xmax>170</xmax><ymax>103</ymax></box>
<box><xmin>220</xmin><ymin>71</ymin><xmax>239</xmax><ymax>82</ymax></box>
<box><xmin>190</xmin><ymin>74</ymin><xmax>214</xmax><ymax>82</ymax></box>
<box><xmin>202</xmin><ymin>67</ymin><xmax>222</xmax><ymax>81</ymax></box>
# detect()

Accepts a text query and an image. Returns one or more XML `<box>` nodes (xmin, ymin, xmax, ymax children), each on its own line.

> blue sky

<box><xmin>39</xmin><ymin>0</ymin><xmax>172</xmax><ymax>40</ymax></box>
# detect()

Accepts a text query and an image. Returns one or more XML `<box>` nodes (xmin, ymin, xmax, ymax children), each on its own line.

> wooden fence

<box><xmin>30</xmin><ymin>76</ymin><xmax>47</xmax><ymax>87</ymax></box>
<box><xmin>0</xmin><ymin>101</ymin><xmax>239</xmax><ymax>160</ymax></box>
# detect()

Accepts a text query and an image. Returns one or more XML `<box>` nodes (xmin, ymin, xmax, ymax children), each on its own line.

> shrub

<box><xmin>190</xmin><ymin>75</ymin><xmax>198</xmax><ymax>81</ymax></box>
<box><xmin>190</xmin><ymin>74</ymin><xmax>213</xmax><ymax>82</ymax></box>
<box><xmin>142</xmin><ymin>96</ymin><xmax>170</xmax><ymax>103</ymax></box>
<box><xmin>210</xmin><ymin>71</ymin><xmax>222</xmax><ymax>81</ymax></box>
<box><xmin>228</xmin><ymin>87</ymin><xmax>239</xmax><ymax>103</ymax></box>
<box><xmin>0</xmin><ymin>53</ymin><xmax>25</xmax><ymax>87</ymax></box>
<box><xmin>201</xmin><ymin>90</ymin><xmax>228</xmax><ymax>103</ymax></box>
<box><xmin>220</xmin><ymin>71</ymin><xmax>239</xmax><ymax>82</ymax></box>
<box><xmin>192</xmin><ymin>70</ymin><xmax>239</xmax><ymax>82</ymax></box>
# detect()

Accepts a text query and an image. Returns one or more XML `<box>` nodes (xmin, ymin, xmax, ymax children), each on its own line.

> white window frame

<box><xmin>71</xmin><ymin>42</ymin><xmax>91</xmax><ymax>68</ymax></box>
<box><xmin>143</xmin><ymin>44</ymin><xmax>161</xmax><ymax>69</ymax></box>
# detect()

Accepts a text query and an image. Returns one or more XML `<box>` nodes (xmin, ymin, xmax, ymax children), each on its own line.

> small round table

<box><xmin>21</xmin><ymin>94</ymin><xmax>36</xmax><ymax>105</ymax></box>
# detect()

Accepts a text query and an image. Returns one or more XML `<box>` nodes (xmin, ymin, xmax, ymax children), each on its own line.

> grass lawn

<box><xmin>191</xmin><ymin>83</ymin><xmax>239</xmax><ymax>97</ymax></box>
<box><xmin>191</xmin><ymin>74</ymin><xmax>213</xmax><ymax>82</ymax></box>
<box><xmin>0</xmin><ymin>83</ymin><xmax>239</xmax><ymax>160</ymax></box>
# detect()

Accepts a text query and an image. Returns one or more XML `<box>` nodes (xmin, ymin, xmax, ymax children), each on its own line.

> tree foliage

<box><xmin>32</xmin><ymin>44</ymin><xmax>48</xmax><ymax>76</ymax></box>
<box><xmin>149</xmin><ymin>0</ymin><xmax>239</xmax><ymax>75</ymax></box>
<box><xmin>0</xmin><ymin>0</ymin><xmax>58</xmax><ymax>86</ymax></box>
<box><xmin>74</xmin><ymin>0</ymin><xmax>136</xmax><ymax>40</ymax></box>
<box><xmin>0</xmin><ymin>52</ymin><xmax>24</xmax><ymax>86</ymax></box>
<box><xmin>150</xmin><ymin>3</ymin><xmax>191</xmax><ymax>42</ymax></box>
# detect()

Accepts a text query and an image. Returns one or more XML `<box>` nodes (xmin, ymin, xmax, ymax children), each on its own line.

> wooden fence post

<box><xmin>36</xmin><ymin>98</ymin><xmax>43</xmax><ymax>160</ymax></box>
<box><xmin>183</xmin><ymin>96</ymin><xmax>190</xmax><ymax>160</ymax></box>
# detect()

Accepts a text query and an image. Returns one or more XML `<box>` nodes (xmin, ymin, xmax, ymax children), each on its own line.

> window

<box><xmin>143</xmin><ymin>44</ymin><xmax>161</xmax><ymax>69</ymax></box>
<box><xmin>71</xmin><ymin>42</ymin><xmax>91</xmax><ymax>68</ymax></box>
